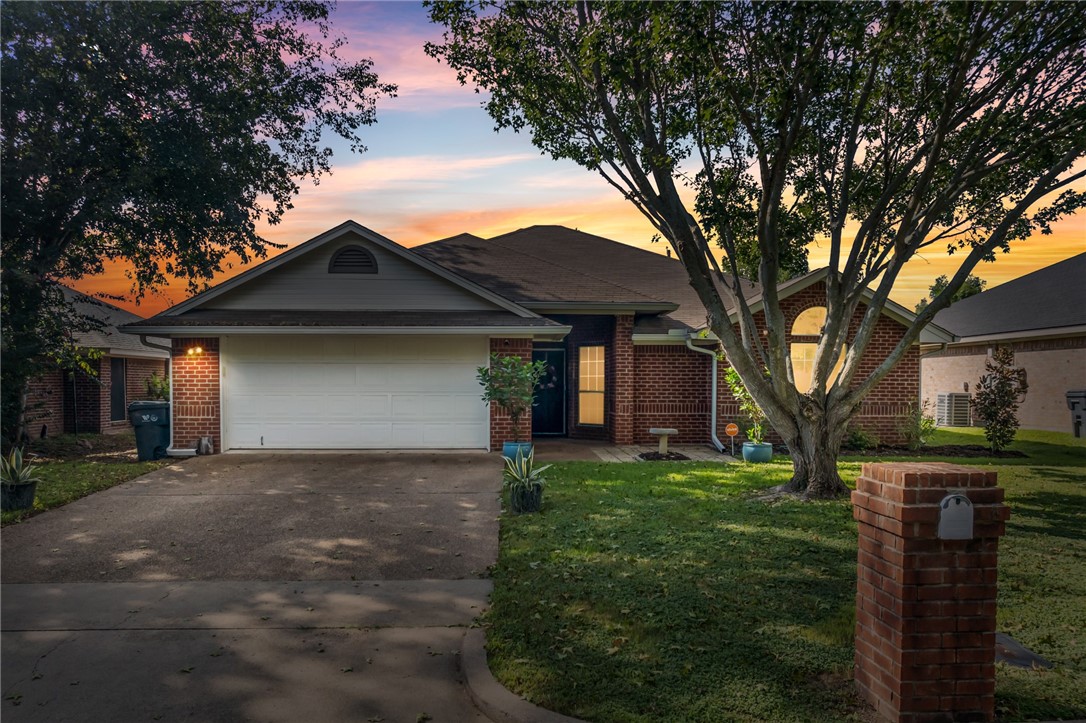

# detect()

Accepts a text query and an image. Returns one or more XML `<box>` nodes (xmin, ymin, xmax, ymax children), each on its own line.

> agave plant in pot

<box><xmin>503</xmin><ymin>447</ymin><xmax>551</xmax><ymax>514</ymax></box>
<box><xmin>1</xmin><ymin>448</ymin><xmax>42</xmax><ymax>512</ymax></box>
<box><xmin>725</xmin><ymin>369</ymin><xmax>774</xmax><ymax>463</ymax></box>
<box><xmin>477</xmin><ymin>352</ymin><xmax>548</xmax><ymax>459</ymax></box>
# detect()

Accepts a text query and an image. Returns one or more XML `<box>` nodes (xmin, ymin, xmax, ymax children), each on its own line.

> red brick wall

<box><xmin>852</xmin><ymin>463</ymin><xmax>1008</xmax><ymax>723</ymax></box>
<box><xmin>24</xmin><ymin>369</ymin><xmax>66</xmax><ymax>437</ymax></box>
<box><xmin>632</xmin><ymin>344</ymin><xmax>712</xmax><ymax>445</ymax></box>
<box><xmin>171</xmin><ymin>338</ymin><xmax>221</xmax><ymax>453</ymax></box>
<box><xmin>489</xmin><ymin>337</ymin><xmax>534</xmax><ymax>449</ymax></box>
<box><xmin>611</xmin><ymin>315</ymin><xmax>635</xmax><ymax>445</ymax></box>
<box><xmin>126</xmin><ymin>358</ymin><xmax>169</xmax><ymax>403</ymax></box>
<box><xmin>625</xmin><ymin>282</ymin><xmax>920</xmax><ymax>446</ymax></box>
<box><xmin>63</xmin><ymin>359</ymin><xmax>104</xmax><ymax>433</ymax></box>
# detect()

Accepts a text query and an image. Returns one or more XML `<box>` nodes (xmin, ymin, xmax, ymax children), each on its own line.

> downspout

<box><xmin>685</xmin><ymin>335</ymin><xmax>725</xmax><ymax>453</ymax></box>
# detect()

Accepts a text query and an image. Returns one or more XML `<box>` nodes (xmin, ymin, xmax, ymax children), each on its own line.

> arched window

<box><xmin>328</xmin><ymin>245</ymin><xmax>378</xmax><ymax>274</ymax></box>
<box><xmin>790</xmin><ymin>306</ymin><xmax>846</xmax><ymax>391</ymax></box>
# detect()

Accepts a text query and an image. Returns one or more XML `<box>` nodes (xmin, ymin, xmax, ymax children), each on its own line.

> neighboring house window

<box><xmin>328</xmin><ymin>245</ymin><xmax>378</xmax><ymax>274</ymax></box>
<box><xmin>109</xmin><ymin>357</ymin><xmax>127</xmax><ymax>421</ymax></box>
<box><xmin>578</xmin><ymin>345</ymin><xmax>605</xmax><ymax>425</ymax></box>
<box><xmin>790</xmin><ymin>307</ymin><xmax>846</xmax><ymax>391</ymax></box>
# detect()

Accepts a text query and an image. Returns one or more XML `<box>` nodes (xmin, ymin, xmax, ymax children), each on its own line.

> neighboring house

<box><xmin>921</xmin><ymin>253</ymin><xmax>1086</xmax><ymax>434</ymax></box>
<box><xmin>25</xmin><ymin>287</ymin><xmax>171</xmax><ymax>436</ymax></box>
<box><xmin>121</xmin><ymin>221</ymin><xmax>948</xmax><ymax>453</ymax></box>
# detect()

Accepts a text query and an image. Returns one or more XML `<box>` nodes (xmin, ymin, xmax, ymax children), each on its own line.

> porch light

<box><xmin>186</xmin><ymin>346</ymin><xmax>204</xmax><ymax>356</ymax></box>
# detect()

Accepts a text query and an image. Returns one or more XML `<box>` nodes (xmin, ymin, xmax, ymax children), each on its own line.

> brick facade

<box><xmin>488</xmin><ymin>337</ymin><xmax>534</xmax><ymax>449</ymax></box>
<box><xmin>610</xmin><ymin>315</ymin><xmax>636</xmax><ymax>445</ymax></box>
<box><xmin>171</xmin><ymin>338</ymin><xmax>221</xmax><ymax>452</ymax></box>
<box><xmin>23</xmin><ymin>356</ymin><xmax>167</xmax><ymax>436</ymax></box>
<box><xmin>621</xmin><ymin>282</ymin><xmax>920</xmax><ymax>446</ymax></box>
<box><xmin>852</xmin><ymin>463</ymin><xmax>1009</xmax><ymax>723</ymax></box>
<box><xmin>922</xmin><ymin>336</ymin><xmax>1086</xmax><ymax>434</ymax></box>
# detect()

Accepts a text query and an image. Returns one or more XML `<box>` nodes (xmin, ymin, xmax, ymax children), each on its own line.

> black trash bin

<box><xmin>128</xmin><ymin>400</ymin><xmax>170</xmax><ymax>461</ymax></box>
<box><xmin>1067</xmin><ymin>390</ymin><xmax>1086</xmax><ymax>438</ymax></box>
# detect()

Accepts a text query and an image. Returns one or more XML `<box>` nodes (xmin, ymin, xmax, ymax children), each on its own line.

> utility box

<box><xmin>1067</xmin><ymin>390</ymin><xmax>1086</xmax><ymax>438</ymax></box>
<box><xmin>128</xmin><ymin>401</ymin><xmax>170</xmax><ymax>461</ymax></box>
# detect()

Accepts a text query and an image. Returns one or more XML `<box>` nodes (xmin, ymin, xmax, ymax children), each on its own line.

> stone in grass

<box><xmin>637</xmin><ymin>451</ymin><xmax>691</xmax><ymax>462</ymax></box>
<box><xmin>996</xmin><ymin>633</ymin><xmax>1053</xmax><ymax>670</ymax></box>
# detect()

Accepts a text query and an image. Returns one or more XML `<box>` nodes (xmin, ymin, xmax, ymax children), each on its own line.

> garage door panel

<box><xmin>223</xmin><ymin>335</ymin><xmax>488</xmax><ymax>449</ymax></box>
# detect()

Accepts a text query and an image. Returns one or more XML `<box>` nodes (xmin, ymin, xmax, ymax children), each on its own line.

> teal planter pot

<box><xmin>742</xmin><ymin>442</ymin><xmax>774</xmax><ymax>463</ymax></box>
<box><xmin>502</xmin><ymin>442</ymin><xmax>533</xmax><ymax>460</ymax></box>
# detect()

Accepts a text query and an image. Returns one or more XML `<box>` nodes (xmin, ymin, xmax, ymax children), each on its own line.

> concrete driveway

<box><xmin>1</xmin><ymin>452</ymin><xmax>501</xmax><ymax>722</ymax></box>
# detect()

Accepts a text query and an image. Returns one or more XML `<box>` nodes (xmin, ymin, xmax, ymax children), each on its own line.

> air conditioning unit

<box><xmin>937</xmin><ymin>393</ymin><xmax>972</xmax><ymax>427</ymax></box>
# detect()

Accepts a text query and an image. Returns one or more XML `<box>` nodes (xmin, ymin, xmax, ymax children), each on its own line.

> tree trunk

<box><xmin>781</xmin><ymin>412</ymin><xmax>850</xmax><ymax>499</ymax></box>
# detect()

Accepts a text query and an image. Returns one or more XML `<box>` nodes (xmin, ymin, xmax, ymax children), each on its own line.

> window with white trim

<box><xmin>578</xmin><ymin>345</ymin><xmax>605</xmax><ymax>425</ymax></box>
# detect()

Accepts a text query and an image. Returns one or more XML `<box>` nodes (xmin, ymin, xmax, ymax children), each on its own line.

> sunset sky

<box><xmin>71</xmin><ymin>1</ymin><xmax>1085</xmax><ymax>316</ymax></box>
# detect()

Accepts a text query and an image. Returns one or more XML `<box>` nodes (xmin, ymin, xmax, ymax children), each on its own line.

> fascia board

<box><xmin>119</xmin><ymin>325</ymin><xmax>573</xmax><ymax>338</ymax></box>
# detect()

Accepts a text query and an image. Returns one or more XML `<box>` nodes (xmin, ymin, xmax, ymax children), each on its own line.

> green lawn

<box><xmin>487</xmin><ymin>428</ymin><xmax>1086</xmax><ymax>722</ymax></box>
<box><xmin>2</xmin><ymin>432</ymin><xmax>170</xmax><ymax>525</ymax></box>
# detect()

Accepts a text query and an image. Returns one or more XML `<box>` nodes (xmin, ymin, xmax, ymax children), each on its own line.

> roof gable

<box><xmin>165</xmin><ymin>221</ymin><xmax>538</xmax><ymax>318</ymax></box>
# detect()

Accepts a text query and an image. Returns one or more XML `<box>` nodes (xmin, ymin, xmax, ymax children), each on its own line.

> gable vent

<box><xmin>328</xmin><ymin>245</ymin><xmax>378</xmax><ymax>274</ymax></box>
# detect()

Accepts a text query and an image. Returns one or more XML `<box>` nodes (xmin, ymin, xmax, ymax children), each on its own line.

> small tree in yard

<box><xmin>972</xmin><ymin>348</ymin><xmax>1029</xmax><ymax>452</ymax></box>
<box><xmin>427</xmin><ymin>2</ymin><xmax>1086</xmax><ymax>498</ymax></box>
<box><xmin>477</xmin><ymin>354</ymin><xmax>548</xmax><ymax>442</ymax></box>
<box><xmin>725</xmin><ymin>368</ymin><xmax>767</xmax><ymax>445</ymax></box>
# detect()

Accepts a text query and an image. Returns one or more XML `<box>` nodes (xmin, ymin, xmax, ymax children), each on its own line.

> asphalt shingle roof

<box><xmin>416</xmin><ymin>225</ymin><xmax>761</xmax><ymax>329</ymax></box>
<box><xmin>932</xmin><ymin>253</ymin><xmax>1086</xmax><ymax>338</ymax></box>
<box><xmin>62</xmin><ymin>286</ymin><xmax>168</xmax><ymax>355</ymax></box>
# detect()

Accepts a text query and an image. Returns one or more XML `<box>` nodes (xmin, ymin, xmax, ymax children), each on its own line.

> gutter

<box><xmin>138</xmin><ymin>335</ymin><xmax>172</xmax><ymax>354</ymax></box>
<box><xmin>685</xmin><ymin>335</ymin><xmax>725</xmax><ymax>453</ymax></box>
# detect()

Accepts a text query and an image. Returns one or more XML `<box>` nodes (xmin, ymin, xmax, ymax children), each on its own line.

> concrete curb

<box><xmin>461</xmin><ymin>628</ymin><xmax>586</xmax><ymax>723</ymax></box>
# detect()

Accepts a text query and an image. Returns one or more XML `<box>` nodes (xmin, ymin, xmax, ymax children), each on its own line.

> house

<box><xmin>921</xmin><ymin>253</ymin><xmax>1086</xmax><ymax>434</ymax></box>
<box><xmin>121</xmin><ymin>221</ymin><xmax>945</xmax><ymax>453</ymax></box>
<box><xmin>25</xmin><ymin>287</ymin><xmax>170</xmax><ymax>436</ymax></box>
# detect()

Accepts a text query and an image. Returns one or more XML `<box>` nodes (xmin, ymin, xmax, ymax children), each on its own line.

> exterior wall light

<box><xmin>186</xmin><ymin>346</ymin><xmax>204</xmax><ymax>356</ymax></box>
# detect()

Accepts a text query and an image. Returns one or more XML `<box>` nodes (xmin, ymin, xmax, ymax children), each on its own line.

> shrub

<box><xmin>844</xmin><ymin>426</ymin><xmax>880</xmax><ymax>452</ymax></box>
<box><xmin>897</xmin><ymin>401</ymin><xmax>937</xmax><ymax>451</ymax></box>
<box><xmin>724</xmin><ymin>368</ymin><xmax>767</xmax><ymax>444</ymax></box>
<box><xmin>971</xmin><ymin>347</ymin><xmax>1028</xmax><ymax>452</ymax></box>
<box><xmin>145</xmin><ymin>371</ymin><xmax>170</xmax><ymax>401</ymax></box>
<box><xmin>477</xmin><ymin>353</ymin><xmax>548</xmax><ymax>442</ymax></box>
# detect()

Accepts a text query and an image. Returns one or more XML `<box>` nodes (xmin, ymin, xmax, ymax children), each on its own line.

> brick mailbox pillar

<box><xmin>852</xmin><ymin>462</ymin><xmax>1010</xmax><ymax>723</ymax></box>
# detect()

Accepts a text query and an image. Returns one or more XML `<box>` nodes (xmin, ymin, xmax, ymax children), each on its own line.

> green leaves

<box><xmin>477</xmin><ymin>353</ymin><xmax>548</xmax><ymax>442</ymax></box>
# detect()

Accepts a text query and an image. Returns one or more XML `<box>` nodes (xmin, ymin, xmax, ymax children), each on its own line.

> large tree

<box><xmin>914</xmin><ymin>274</ymin><xmax>987</xmax><ymax>314</ymax></box>
<box><xmin>426</xmin><ymin>1</ymin><xmax>1086</xmax><ymax>497</ymax></box>
<box><xmin>1</xmin><ymin>1</ymin><xmax>395</xmax><ymax>442</ymax></box>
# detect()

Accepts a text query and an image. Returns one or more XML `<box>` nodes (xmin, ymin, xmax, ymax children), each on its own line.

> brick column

<box><xmin>488</xmin><ymin>338</ymin><xmax>533</xmax><ymax>450</ymax></box>
<box><xmin>852</xmin><ymin>462</ymin><xmax>1009</xmax><ymax>723</ymax></box>
<box><xmin>171</xmin><ymin>338</ymin><xmax>221</xmax><ymax>453</ymax></box>
<box><xmin>610</xmin><ymin>315</ymin><xmax>635</xmax><ymax>445</ymax></box>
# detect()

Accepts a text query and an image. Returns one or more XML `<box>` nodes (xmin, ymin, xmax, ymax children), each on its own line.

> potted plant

<box><xmin>477</xmin><ymin>353</ymin><xmax>548</xmax><ymax>459</ymax></box>
<box><xmin>503</xmin><ymin>447</ymin><xmax>551</xmax><ymax>514</ymax></box>
<box><xmin>725</xmin><ymin>368</ymin><xmax>774</xmax><ymax>463</ymax></box>
<box><xmin>1</xmin><ymin>447</ymin><xmax>42</xmax><ymax>512</ymax></box>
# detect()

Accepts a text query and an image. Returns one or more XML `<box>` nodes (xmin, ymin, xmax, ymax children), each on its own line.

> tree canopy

<box><xmin>1</xmin><ymin>0</ymin><xmax>394</xmax><ymax>442</ymax></box>
<box><xmin>915</xmin><ymin>275</ymin><xmax>987</xmax><ymax>313</ymax></box>
<box><xmin>427</xmin><ymin>1</ymin><xmax>1086</xmax><ymax>496</ymax></box>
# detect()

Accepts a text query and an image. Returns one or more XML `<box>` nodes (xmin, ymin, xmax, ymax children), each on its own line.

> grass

<box><xmin>2</xmin><ymin>432</ymin><xmax>170</xmax><ymax>525</ymax></box>
<box><xmin>487</xmin><ymin>428</ymin><xmax>1086</xmax><ymax>722</ymax></box>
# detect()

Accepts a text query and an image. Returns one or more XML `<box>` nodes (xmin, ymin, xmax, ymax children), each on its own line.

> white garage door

<box><xmin>222</xmin><ymin>335</ymin><xmax>489</xmax><ymax>450</ymax></box>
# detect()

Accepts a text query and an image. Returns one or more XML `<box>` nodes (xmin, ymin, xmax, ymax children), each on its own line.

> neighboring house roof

<box><xmin>932</xmin><ymin>253</ymin><xmax>1086</xmax><ymax>341</ymax></box>
<box><xmin>62</xmin><ymin>286</ymin><xmax>170</xmax><ymax>358</ymax></box>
